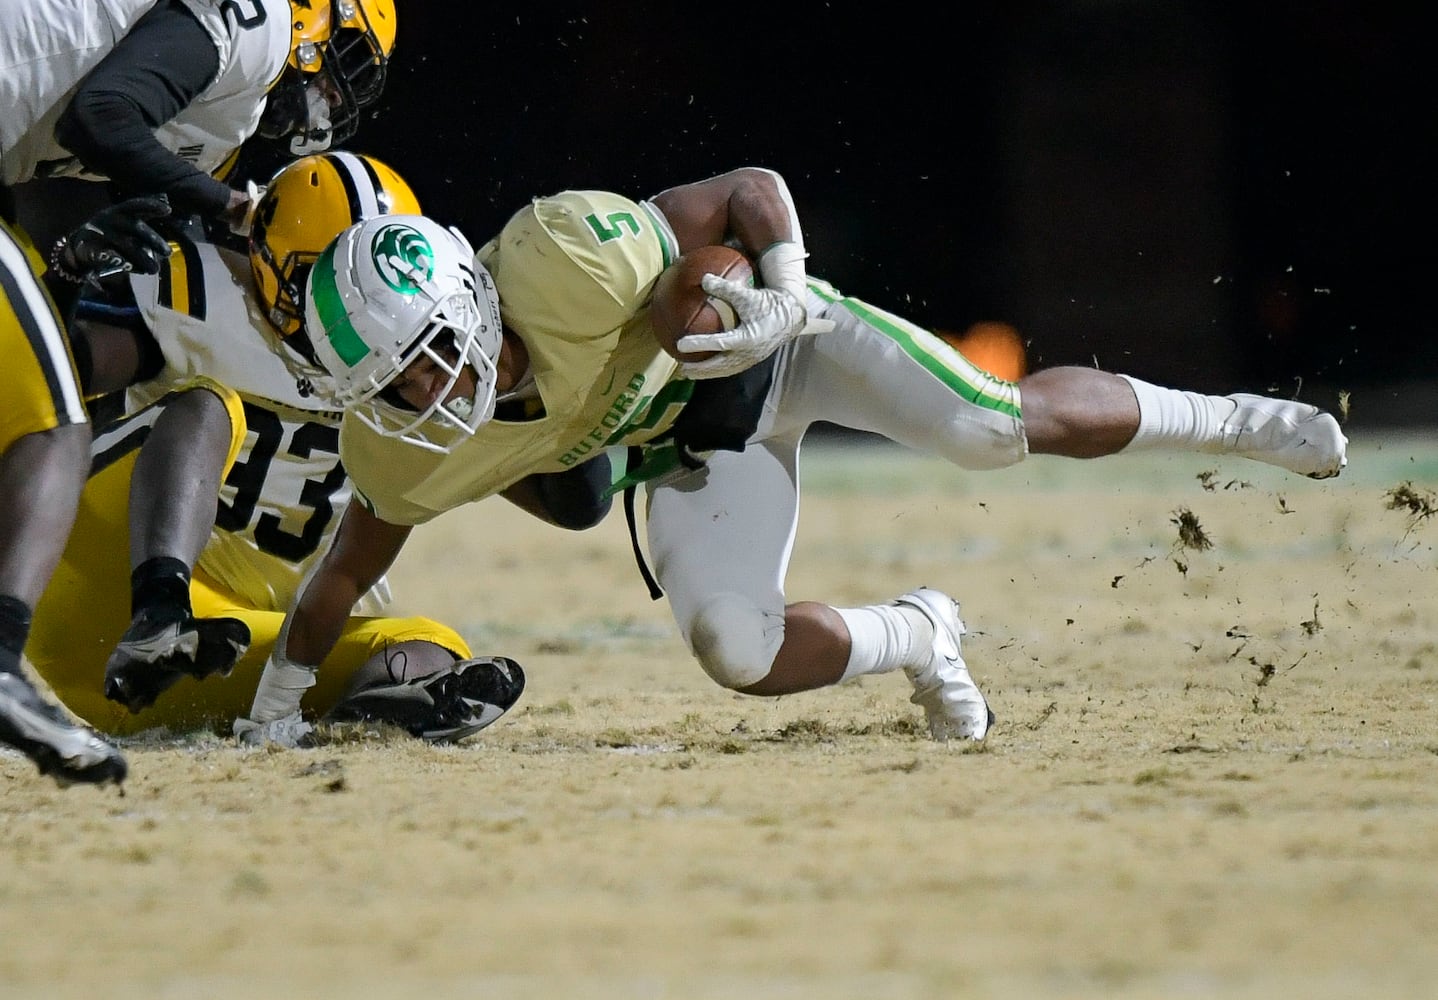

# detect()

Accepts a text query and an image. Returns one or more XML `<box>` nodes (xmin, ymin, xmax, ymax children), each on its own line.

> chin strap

<box><xmin>286</xmin><ymin>87</ymin><xmax>335</xmax><ymax>155</ymax></box>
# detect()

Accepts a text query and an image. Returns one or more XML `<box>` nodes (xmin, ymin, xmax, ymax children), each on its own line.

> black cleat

<box><xmin>103</xmin><ymin>606</ymin><xmax>250</xmax><ymax>713</ymax></box>
<box><xmin>0</xmin><ymin>672</ymin><xmax>127</xmax><ymax>787</ymax></box>
<box><xmin>328</xmin><ymin>656</ymin><xmax>526</xmax><ymax>743</ymax></box>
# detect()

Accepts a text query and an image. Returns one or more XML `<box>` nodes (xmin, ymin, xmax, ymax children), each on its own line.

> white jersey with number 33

<box><xmin>126</xmin><ymin>237</ymin><xmax>393</xmax><ymax>615</ymax></box>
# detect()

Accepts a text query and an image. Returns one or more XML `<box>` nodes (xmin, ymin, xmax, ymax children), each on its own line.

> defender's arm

<box><xmin>236</xmin><ymin>499</ymin><xmax>412</xmax><ymax>744</ymax></box>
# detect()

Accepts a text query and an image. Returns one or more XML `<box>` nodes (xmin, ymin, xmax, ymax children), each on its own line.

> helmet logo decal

<box><xmin>370</xmin><ymin>223</ymin><xmax>434</xmax><ymax>295</ymax></box>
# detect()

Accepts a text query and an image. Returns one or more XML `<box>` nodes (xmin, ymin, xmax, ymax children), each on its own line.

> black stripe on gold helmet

<box><xmin>249</xmin><ymin>150</ymin><xmax>419</xmax><ymax>340</ymax></box>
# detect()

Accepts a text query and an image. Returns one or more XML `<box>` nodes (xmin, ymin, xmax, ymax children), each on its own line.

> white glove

<box><xmin>234</xmin><ymin>710</ymin><xmax>314</xmax><ymax>748</ymax></box>
<box><xmin>233</xmin><ymin>651</ymin><xmax>316</xmax><ymax>745</ymax></box>
<box><xmin>678</xmin><ymin>277</ymin><xmax>834</xmax><ymax>380</ymax></box>
<box><xmin>227</xmin><ymin>180</ymin><xmax>265</xmax><ymax>239</ymax></box>
<box><xmin>677</xmin><ymin>240</ymin><xmax>834</xmax><ymax>380</ymax></box>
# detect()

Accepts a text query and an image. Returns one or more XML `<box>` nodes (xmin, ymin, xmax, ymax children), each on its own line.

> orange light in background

<box><xmin>937</xmin><ymin>321</ymin><xmax>1027</xmax><ymax>381</ymax></box>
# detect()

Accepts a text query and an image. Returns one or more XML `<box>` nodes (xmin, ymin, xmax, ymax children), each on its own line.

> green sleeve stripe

<box><xmin>836</xmin><ymin>293</ymin><xmax>1022</xmax><ymax>419</ymax></box>
<box><xmin>310</xmin><ymin>242</ymin><xmax>370</xmax><ymax>367</ymax></box>
<box><xmin>638</xmin><ymin>200</ymin><xmax>678</xmax><ymax>268</ymax></box>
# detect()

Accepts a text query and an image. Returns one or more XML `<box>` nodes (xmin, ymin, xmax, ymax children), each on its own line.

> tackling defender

<box><xmin>239</xmin><ymin>167</ymin><xmax>1347</xmax><ymax>744</ymax></box>
<box><xmin>0</xmin><ymin>214</ymin><xmax>126</xmax><ymax>786</ymax></box>
<box><xmin>25</xmin><ymin>153</ymin><xmax>527</xmax><ymax>741</ymax></box>
<box><xmin>2</xmin><ymin>0</ymin><xmax>402</xmax><ymax>728</ymax></box>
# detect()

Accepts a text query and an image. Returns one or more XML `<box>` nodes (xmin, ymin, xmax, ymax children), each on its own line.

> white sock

<box><xmin>1118</xmin><ymin>375</ymin><xmax>1237</xmax><ymax>453</ymax></box>
<box><xmin>835</xmin><ymin>603</ymin><xmax>935</xmax><ymax>681</ymax></box>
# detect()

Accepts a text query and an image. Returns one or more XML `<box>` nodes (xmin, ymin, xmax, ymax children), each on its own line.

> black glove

<box><xmin>50</xmin><ymin>195</ymin><xmax>173</xmax><ymax>282</ymax></box>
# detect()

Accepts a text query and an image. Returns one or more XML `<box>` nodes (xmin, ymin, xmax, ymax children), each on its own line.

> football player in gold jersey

<box><xmin>239</xmin><ymin>167</ymin><xmax>1348</xmax><ymax>746</ymax></box>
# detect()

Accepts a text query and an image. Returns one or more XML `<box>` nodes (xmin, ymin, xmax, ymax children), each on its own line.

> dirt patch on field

<box><xmin>4</xmin><ymin>438</ymin><xmax>1437</xmax><ymax>999</ymax></box>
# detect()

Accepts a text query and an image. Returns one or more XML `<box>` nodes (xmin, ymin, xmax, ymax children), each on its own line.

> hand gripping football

<box><xmin>647</xmin><ymin>244</ymin><xmax>754</xmax><ymax>363</ymax></box>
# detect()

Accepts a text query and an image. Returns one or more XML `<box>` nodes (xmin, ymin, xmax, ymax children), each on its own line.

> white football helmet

<box><xmin>303</xmin><ymin>215</ymin><xmax>503</xmax><ymax>452</ymax></box>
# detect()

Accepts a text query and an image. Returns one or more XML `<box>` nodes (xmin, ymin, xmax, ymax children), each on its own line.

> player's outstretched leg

<box><xmin>326</xmin><ymin>656</ymin><xmax>526</xmax><ymax>743</ymax></box>
<box><xmin>895</xmin><ymin>588</ymin><xmax>992</xmax><ymax>742</ymax></box>
<box><xmin>1018</xmin><ymin>369</ymin><xmax>1347</xmax><ymax>480</ymax></box>
<box><xmin>0</xmin><ymin>670</ymin><xmax>127</xmax><ymax>786</ymax></box>
<box><xmin>103</xmin><ymin>606</ymin><xmax>251</xmax><ymax>713</ymax></box>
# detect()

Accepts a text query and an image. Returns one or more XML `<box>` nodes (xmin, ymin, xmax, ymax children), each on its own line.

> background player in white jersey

<box><xmin>25</xmin><ymin>152</ymin><xmax>525</xmax><ymax>743</ymax></box>
<box><xmin>0</xmin><ymin>216</ymin><xmax>126</xmax><ymax>786</ymax></box>
<box><xmin>1</xmin><ymin>0</ymin><xmax>397</xmax><ymax>246</ymax></box>
<box><xmin>237</xmin><ymin>167</ymin><xmax>1347</xmax><ymax>745</ymax></box>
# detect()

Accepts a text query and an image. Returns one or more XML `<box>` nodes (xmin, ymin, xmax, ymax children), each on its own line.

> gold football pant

<box><xmin>1</xmin><ymin>218</ymin><xmax>86</xmax><ymax>449</ymax></box>
<box><xmin>28</xmin><ymin>386</ymin><xmax>469</xmax><ymax>735</ymax></box>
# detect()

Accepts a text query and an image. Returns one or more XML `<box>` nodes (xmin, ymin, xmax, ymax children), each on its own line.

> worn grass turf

<box><xmin>4</xmin><ymin>433</ymin><xmax>1437</xmax><ymax>999</ymax></box>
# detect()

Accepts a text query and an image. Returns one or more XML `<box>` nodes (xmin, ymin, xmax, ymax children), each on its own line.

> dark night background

<box><xmin>352</xmin><ymin>3</ymin><xmax>1430</xmax><ymax>426</ymax></box>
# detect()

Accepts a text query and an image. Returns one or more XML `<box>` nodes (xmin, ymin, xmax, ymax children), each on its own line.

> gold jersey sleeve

<box><xmin>342</xmin><ymin>189</ymin><xmax>692</xmax><ymax>526</ymax></box>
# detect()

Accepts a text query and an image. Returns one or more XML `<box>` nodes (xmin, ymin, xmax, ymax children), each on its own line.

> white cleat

<box><xmin>1207</xmin><ymin>394</ymin><xmax>1347</xmax><ymax>479</ymax></box>
<box><xmin>895</xmin><ymin>588</ymin><xmax>992</xmax><ymax>742</ymax></box>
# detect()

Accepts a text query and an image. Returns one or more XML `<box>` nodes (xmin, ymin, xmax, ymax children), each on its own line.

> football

<box><xmin>648</xmin><ymin>244</ymin><xmax>754</xmax><ymax>363</ymax></box>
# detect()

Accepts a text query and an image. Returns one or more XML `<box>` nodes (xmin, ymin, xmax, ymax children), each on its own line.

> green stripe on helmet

<box><xmin>311</xmin><ymin>242</ymin><xmax>370</xmax><ymax>368</ymax></box>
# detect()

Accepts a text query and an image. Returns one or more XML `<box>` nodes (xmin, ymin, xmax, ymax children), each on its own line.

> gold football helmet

<box><xmin>249</xmin><ymin>150</ymin><xmax>419</xmax><ymax>341</ymax></box>
<box><xmin>259</xmin><ymin>0</ymin><xmax>398</xmax><ymax>153</ymax></box>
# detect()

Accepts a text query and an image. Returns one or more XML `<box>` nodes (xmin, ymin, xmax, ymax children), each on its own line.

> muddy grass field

<box><xmin>3</xmin><ymin>432</ymin><xmax>1437</xmax><ymax>999</ymax></box>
